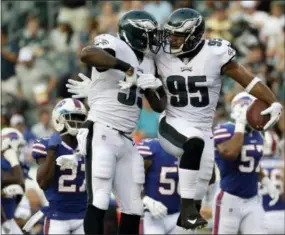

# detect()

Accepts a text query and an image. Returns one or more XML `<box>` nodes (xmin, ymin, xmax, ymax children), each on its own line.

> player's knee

<box><xmin>180</xmin><ymin>138</ymin><xmax>205</xmax><ymax>170</ymax></box>
<box><xmin>92</xmin><ymin>189</ymin><xmax>111</xmax><ymax>210</ymax></box>
<box><xmin>121</xmin><ymin>199</ymin><xmax>144</xmax><ymax>216</ymax></box>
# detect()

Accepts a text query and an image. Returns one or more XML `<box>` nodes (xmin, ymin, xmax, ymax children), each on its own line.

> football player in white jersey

<box><xmin>66</xmin><ymin>10</ymin><xmax>166</xmax><ymax>235</ymax></box>
<box><xmin>155</xmin><ymin>8</ymin><xmax>283</xmax><ymax>230</ymax></box>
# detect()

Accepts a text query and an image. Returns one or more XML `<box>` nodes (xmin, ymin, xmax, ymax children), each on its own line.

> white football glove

<box><xmin>136</xmin><ymin>74</ymin><xmax>162</xmax><ymax>90</ymax></box>
<box><xmin>232</xmin><ymin>103</ymin><xmax>248</xmax><ymax>125</ymax></box>
<box><xmin>3</xmin><ymin>148</ymin><xmax>19</xmax><ymax>167</ymax></box>
<box><xmin>118</xmin><ymin>70</ymin><xmax>138</xmax><ymax>90</ymax></box>
<box><xmin>66</xmin><ymin>73</ymin><xmax>92</xmax><ymax>98</ymax></box>
<box><xmin>2</xmin><ymin>184</ymin><xmax>24</xmax><ymax>198</ymax></box>
<box><xmin>56</xmin><ymin>154</ymin><xmax>79</xmax><ymax>170</ymax></box>
<box><xmin>262</xmin><ymin>176</ymin><xmax>280</xmax><ymax>206</ymax></box>
<box><xmin>143</xmin><ymin>196</ymin><xmax>168</xmax><ymax>219</ymax></box>
<box><xmin>261</xmin><ymin>102</ymin><xmax>283</xmax><ymax>130</ymax></box>
<box><xmin>76</xmin><ymin>128</ymin><xmax>89</xmax><ymax>156</ymax></box>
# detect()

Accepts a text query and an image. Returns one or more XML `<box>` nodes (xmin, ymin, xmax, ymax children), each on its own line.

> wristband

<box><xmin>114</xmin><ymin>59</ymin><xmax>132</xmax><ymax>72</ymax></box>
<box><xmin>245</xmin><ymin>77</ymin><xmax>261</xmax><ymax>93</ymax></box>
<box><xmin>234</xmin><ymin>122</ymin><xmax>245</xmax><ymax>133</ymax></box>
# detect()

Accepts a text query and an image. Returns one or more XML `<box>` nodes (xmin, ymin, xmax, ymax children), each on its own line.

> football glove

<box><xmin>136</xmin><ymin>74</ymin><xmax>162</xmax><ymax>90</ymax></box>
<box><xmin>56</xmin><ymin>154</ymin><xmax>79</xmax><ymax>170</ymax></box>
<box><xmin>66</xmin><ymin>73</ymin><xmax>92</xmax><ymax>99</ymax></box>
<box><xmin>143</xmin><ymin>196</ymin><xmax>168</xmax><ymax>219</ymax></box>
<box><xmin>231</xmin><ymin>103</ymin><xmax>248</xmax><ymax>125</ymax></box>
<box><xmin>262</xmin><ymin>176</ymin><xmax>280</xmax><ymax>206</ymax></box>
<box><xmin>2</xmin><ymin>184</ymin><xmax>24</xmax><ymax>198</ymax></box>
<box><xmin>261</xmin><ymin>102</ymin><xmax>283</xmax><ymax>130</ymax></box>
<box><xmin>3</xmin><ymin>148</ymin><xmax>19</xmax><ymax>167</ymax></box>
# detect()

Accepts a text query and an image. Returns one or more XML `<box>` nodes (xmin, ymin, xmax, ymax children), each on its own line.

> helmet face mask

<box><xmin>52</xmin><ymin>98</ymin><xmax>87</xmax><ymax>136</ymax></box>
<box><xmin>162</xmin><ymin>8</ymin><xmax>205</xmax><ymax>55</ymax></box>
<box><xmin>63</xmin><ymin>113</ymin><xmax>86</xmax><ymax>136</ymax></box>
<box><xmin>118</xmin><ymin>10</ymin><xmax>162</xmax><ymax>54</ymax></box>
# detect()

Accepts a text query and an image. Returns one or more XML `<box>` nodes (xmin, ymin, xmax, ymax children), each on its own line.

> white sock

<box><xmin>178</xmin><ymin>168</ymin><xmax>198</xmax><ymax>199</ymax></box>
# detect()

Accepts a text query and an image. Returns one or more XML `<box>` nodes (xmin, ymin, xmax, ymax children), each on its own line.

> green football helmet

<box><xmin>163</xmin><ymin>8</ymin><xmax>205</xmax><ymax>55</ymax></box>
<box><xmin>118</xmin><ymin>10</ymin><xmax>161</xmax><ymax>54</ymax></box>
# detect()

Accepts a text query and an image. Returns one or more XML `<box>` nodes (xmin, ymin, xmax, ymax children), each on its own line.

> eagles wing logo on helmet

<box><xmin>127</xmin><ymin>19</ymin><xmax>156</xmax><ymax>31</ymax></box>
<box><xmin>164</xmin><ymin>16</ymin><xmax>202</xmax><ymax>33</ymax></box>
<box><xmin>94</xmin><ymin>38</ymin><xmax>109</xmax><ymax>47</ymax></box>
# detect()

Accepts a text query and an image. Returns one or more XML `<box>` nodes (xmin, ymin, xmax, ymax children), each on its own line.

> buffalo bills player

<box><xmin>212</xmin><ymin>92</ymin><xmax>280</xmax><ymax>234</ymax></box>
<box><xmin>31</xmin><ymin>98</ymin><xmax>87</xmax><ymax>234</ymax></box>
<box><xmin>260</xmin><ymin>138</ymin><xmax>285</xmax><ymax>234</ymax></box>
<box><xmin>137</xmin><ymin>138</ymin><xmax>184</xmax><ymax>234</ymax></box>
<box><xmin>1</xmin><ymin>128</ymin><xmax>26</xmax><ymax>234</ymax></box>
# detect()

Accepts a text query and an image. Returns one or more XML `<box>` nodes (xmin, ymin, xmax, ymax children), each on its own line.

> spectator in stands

<box><xmin>1</xmin><ymin>25</ymin><xmax>20</xmax><ymax>95</ymax></box>
<box><xmin>58</xmin><ymin>0</ymin><xmax>89</xmax><ymax>33</ymax></box>
<box><xmin>10</xmin><ymin>114</ymin><xmax>36</xmax><ymax>144</ymax></box>
<box><xmin>31</xmin><ymin>109</ymin><xmax>53</xmax><ymax>138</ymax></box>
<box><xmin>98</xmin><ymin>2</ymin><xmax>118</xmax><ymax>34</ymax></box>
<box><xmin>260</xmin><ymin>1</ymin><xmax>285</xmax><ymax>43</ymax></box>
<box><xmin>144</xmin><ymin>0</ymin><xmax>172</xmax><ymax>25</ymax></box>
<box><xmin>18</xmin><ymin>14</ymin><xmax>47</xmax><ymax>52</ymax></box>
<box><xmin>206</xmin><ymin>3</ymin><xmax>232</xmax><ymax>41</ymax></box>
<box><xmin>15</xmin><ymin>47</ymin><xmax>57</xmax><ymax>125</ymax></box>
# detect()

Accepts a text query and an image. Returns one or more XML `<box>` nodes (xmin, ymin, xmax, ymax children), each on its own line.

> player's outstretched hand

<box><xmin>48</xmin><ymin>132</ymin><xmax>62</xmax><ymax>149</ymax></box>
<box><xmin>56</xmin><ymin>154</ymin><xmax>78</xmax><ymax>171</ymax></box>
<box><xmin>231</xmin><ymin>103</ymin><xmax>248</xmax><ymax>125</ymax></box>
<box><xmin>137</xmin><ymin>74</ymin><xmax>162</xmax><ymax>90</ymax></box>
<box><xmin>2</xmin><ymin>184</ymin><xmax>24</xmax><ymax>198</ymax></box>
<box><xmin>262</xmin><ymin>176</ymin><xmax>280</xmax><ymax>206</ymax></box>
<box><xmin>66</xmin><ymin>73</ymin><xmax>91</xmax><ymax>99</ymax></box>
<box><xmin>3</xmin><ymin>148</ymin><xmax>19</xmax><ymax>167</ymax></box>
<box><xmin>143</xmin><ymin>196</ymin><xmax>168</xmax><ymax>219</ymax></box>
<box><xmin>261</xmin><ymin>102</ymin><xmax>283</xmax><ymax>130</ymax></box>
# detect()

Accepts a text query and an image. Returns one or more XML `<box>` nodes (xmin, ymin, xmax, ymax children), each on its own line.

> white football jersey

<box><xmin>155</xmin><ymin>39</ymin><xmax>236</xmax><ymax>131</ymax></box>
<box><xmin>87</xmin><ymin>34</ymin><xmax>155</xmax><ymax>133</ymax></box>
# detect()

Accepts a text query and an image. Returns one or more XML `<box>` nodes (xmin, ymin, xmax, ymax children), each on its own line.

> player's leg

<box><xmin>43</xmin><ymin>218</ymin><xmax>69</xmax><ymax>234</ymax></box>
<box><xmin>194</xmin><ymin>134</ymin><xmax>215</xmax><ymax>212</ymax></box>
<box><xmin>212</xmin><ymin>191</ymin><xmax>240</xmax><ymax>234</ymax></box>
<box><xmin>70</xmin><ymin>219</ymin><xmax>84</xmax><ymax>234</ymax></box>
<box><xmin>113</xmin><ymin>139</ymin><xmax>145</xmax><ymax>234</ymax></box>
<box><xmin>265</xmin><ymin>211</ymin><xmax>285</xmax><ymax>234</ymax></box>
<box><xmin>143</xmin><ymin>212</ymin><xmax>165</xmax><ymax>234</ymax></box>
<box><xmin>158</xmin><ymin>116</ymin><xmax>206</xmax><ymax>229</ymax></box>
<box><xmin>166</xmin><ymin>212</ymin><xmax>192</xmax><ymax>234</ymax></box>
<box><xmin>84</xmin><ymin>122</ymin><xmax>117</xmax><ymax>234</ymax></box>
<box><xmin>240</xmin><ymin>197</ymin><xmax>267</xmax><ymax>234</ymax></box>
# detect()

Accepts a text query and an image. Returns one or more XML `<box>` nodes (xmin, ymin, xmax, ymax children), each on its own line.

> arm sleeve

<box><xmin>32</xmin><ymin>139</ymin><xmax>48</xmax><ymax>161</ymax></box>
<box><xmin>213</xmin><ymin>122</ymin><xmax>235</xmax><ymax>145</ymax></box>
<box><xmin>136</xmin><ymin>139</ymin><xmax>156</xmax><ymax>160</ymax></box>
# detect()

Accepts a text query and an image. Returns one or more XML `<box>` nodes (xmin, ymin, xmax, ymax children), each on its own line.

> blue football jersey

<box><xmin>214</xmin><ymin>122</ymin><xmax>264</xmax><ymax>198</ymax></box>
<box><xmin>32</xmin><ymin>138</ymin><xmax>87</xmax><ymax>220</ymax></box>
<box><xmin>260</xmin><ymin>157</ymin><xmax>285</xmax><ymax>211</ymax></box>
<box><xmin>1</xmin><ymin>158</ymin><xmax>17</xmax><ymax>220</ymax></box>
<box><xmin>137</xmin><ymin>138</ymin><xmax>180</xmax><ymax>214</ymax></box>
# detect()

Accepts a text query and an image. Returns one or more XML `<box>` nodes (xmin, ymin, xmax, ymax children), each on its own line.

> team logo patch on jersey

<box><xmin>228</xmin><ymin>48</ymin><xmax>235</xmax><ymax>56</ymax></box>
<box><xmin>181</xmin><ymin>66</ymin><xmax>192</xmax><ymax>72</ymax></box>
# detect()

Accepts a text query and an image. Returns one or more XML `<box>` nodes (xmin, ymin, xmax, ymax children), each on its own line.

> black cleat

<box><xmin>180</xmin><ymin>199</ymin><xmax>208</xmax><ymax>230</ymax></box>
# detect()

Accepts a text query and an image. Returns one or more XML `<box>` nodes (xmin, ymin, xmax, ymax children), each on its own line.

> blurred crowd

<box><xmin>1</xmin><ymin>0</ymin><xmax>285</xmax><ymax>233</ymax></box>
